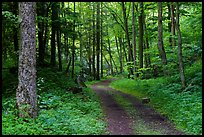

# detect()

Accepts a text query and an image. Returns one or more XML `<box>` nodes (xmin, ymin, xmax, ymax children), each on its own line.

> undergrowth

<box><xmin>110</xmin><ymin>60</ymin><xmax>202</xmax><ymax>135</ymax></box>
<box><xmin>2</xmin><ymin>68</ymin><xmax>106</xmax><ymax>135</ymax></box>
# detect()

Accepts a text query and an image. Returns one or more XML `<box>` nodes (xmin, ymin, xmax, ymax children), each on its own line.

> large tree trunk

<box><xmin>138</xmin><ymin>2</ymin><xmax>144</xmax><ymax>69</ymax></box>
<box><xmin>17</xmin><ymin>2</ymin><xmax>37</xmax><ymax>118</ymax></box>
<box><xmin>158</xmin><ymin>2</ymin><xmax>167</xmax><ymax>65</ymax></box>
<box><xmin>176</xmin><ymin>2</ymin><xmax>186</xmax><ymax>89</ymax></box>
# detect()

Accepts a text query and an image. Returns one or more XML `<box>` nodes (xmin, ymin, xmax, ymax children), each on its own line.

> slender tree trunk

<box><xmin>138</xmin><ymin>2</ymin><xmax>144</xmax><ymax>68</ymax></box>
<box><xmin>171</xmin><ymin>2</ymin><xmax>176</xmax><ymax>47</ymax></box>
<box><xmin>122</xmin><ymin>2</ymin><xmax>133</xmax><ymax>76</ymax></box>
<box><xmin>96</xmin><ymin>2</ymin><xmax>100</xmax><ymax>80</ymax></box>
<box><xmin>144</xmin><ymin>15</ymin><xmax>151</xmax><ymax>68</ymax></box>
<box><xmin>56</xmin><ymin>3</ymin><xmax>62</xmax><ymax>71</ymax></box>
<box><xmin>118</xmin><ymin>37</ymin><xmax>123</xmax><ymax>73</ymax></box>
<box><xmin>57</xmin><ymin>30</ymin><xmax>62</xmax><ymax>71</ymax></box>
<box><xmin>17</xmin><ymin>2</ymin><xmax>37</xmax><ymax>118</ymax></box>
<box><xmin>100</xmin><ymin>2</ymin><xmax>103</xmax><ymax>78</ymax></box>
<box><xmin>132</xmin><ymin>2</ymin><xmax>137</xmax><ymax>73</ymax></box>
<box><xmin>176</xmin><ymin>2</ymin><xmax>186</xmax><ymax>89</ymax></box>
<box><xmin>37</xmin><ymin>2</ymin><xmax>45</xmax><ymax>66</ymax></box>
<box><xmin>167</xmin><ymin>3</ymin><xmax>172</xmax><ymax>47</ymax></box>
<box><xmin>107</xmin><ymin>33</ymin><xmax>114</xmax><ymax>75</ymax></box>
<box><xmin>115</xmin><ymin>36</ymin><xmax>121</xmax><ymax>72</ymax></box>
<box><xmin>50</xmin><ymin>2</ymin><xmax>57</xmax><ymax>67</ymax></box>
<box><xmin>88</xmin><ymin>32</ymin><xmax>92</xmax><ymax>76</ymax></box>
<box><xmin>43</xmin><ymin>2</ymin><xmax>49</xmax><ymax>57</ymax></box>
<box><xmin>79</xmin><ymin>3</ymin><xmax>83</xmax><ymax>64</ymax></box>
<box><xmin>71</xmin><ymin>2</ymin><xmax>76</xmax><ymax>79</ymax></box>
<box><xmin>92</xmin><ymin>3</ymin><xmax>96</xmax><ymax>80</ymax></box>
<box><xmin>158</xmin><ymin>2</ymin><xmax>167</xmax><ymax>65</ymax></box>
<box><xmin>122</xmin><ymin>38</ymin><xmax>128</xmax><ymax>62</ymax></box>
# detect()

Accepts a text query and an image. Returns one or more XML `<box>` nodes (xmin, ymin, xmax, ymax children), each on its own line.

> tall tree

<box><xmin>175</xmin><ymin>2</ymin><xmax>186</xmax><ymax>89</ymax></box>
<box><xmin>138</xmin><ymin>2</ymin><xmax>144</xmax><ymax>68</ymax></box>
<box><xmin>96</xmin><ymin>2</ymin><xmax>100</xmax><ymax>80</ymax></box>
<box><xmin>158</xmin><ymin>2</ymin><xmax>167</xmax><ymax>65</ymax></box>
<box><xmin>167</xmin><ymin>2</ymin><xmax>172</xmax><ymax>47</ymax></box>
<box><xmin>100</xmin><ymin>2</ymin><xmax>103</xmax><ymax>78</ymax></box>
<box><xmin>170</xmin><ymin>2</ymin><xmax>176</xmax><ymax>47</ymax></box>
<box><xmin>17</xmin><ymin>2</ymin><xmax>37</xmax><ymax>118</ymax></box>
<box><xmin>132</xmin><ymin>2</ymin><xmax>137</xmax><ymax>73</ymax></box>
<box><xmin>118</xmin><ymin>37</ymin><xmax>124</xmax><ymax>73</ymax></box>
<box><xmin>143</xmin><ymin>15</ymin><xmax>151</xmax><ymax>68</ymax></box>
<box><xmin>92</xmin><ymin>2</ymin><xmax>96</xmax><ymax>80</ymax></box>
<box><xmin>37</xmin><ymin>2</ymin><xmax>45</xmax><ymax>66</ymax></box>
<box><xmin>56</xmin><ymin>3</ymin><xmax>62</xmax><ymax>71</ymax></box>
<box><xmin>122</xmin><ymin>2</ymin><xmax>133</xmax><ymax>76</ymax></box>
<box><xmin>50</xmin><ymin>2</ymin><xmax>57</xmax><ymax>67</ymax></box>
<box><xmin>71</xmin><ymin>2</ymin><xmax>76</xmax><ymax>79</ymax></box>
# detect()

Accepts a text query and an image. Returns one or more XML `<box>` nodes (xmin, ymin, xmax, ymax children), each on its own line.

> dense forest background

<box><xmin>2</xmin><ymin>2</ymin><xmax>202</xmax><ymax>135</ymax></box>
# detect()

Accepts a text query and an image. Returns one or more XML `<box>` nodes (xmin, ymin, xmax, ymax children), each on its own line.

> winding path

<box><xmin>90</xmin><ymin>78</ymin><xmax>185</xmax><ymax>135</ymax></box>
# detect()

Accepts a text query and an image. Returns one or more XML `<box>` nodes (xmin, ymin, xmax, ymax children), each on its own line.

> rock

<box><xmin>142</xmin><ymin>97</ymin><xmax>150</xmax><ymax>104</ymax></box>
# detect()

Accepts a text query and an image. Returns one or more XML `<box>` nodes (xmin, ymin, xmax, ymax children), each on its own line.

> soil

<box><xmin>90</xmin><ymin>78</ymin><xmax>185</xmax><ymax>135</ymax></box>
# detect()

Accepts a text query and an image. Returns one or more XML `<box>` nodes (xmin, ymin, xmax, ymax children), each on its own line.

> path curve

<box><xmin>90</xmin><ymin>78</ymin><xmax>185</xmax><ymax>135</ymax></box>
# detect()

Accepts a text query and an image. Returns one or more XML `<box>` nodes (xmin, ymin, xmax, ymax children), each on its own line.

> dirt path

<box><xmin>90</xmin><ymin>78</ymin><xmax>185</xmax><ymax>135</ymax></box>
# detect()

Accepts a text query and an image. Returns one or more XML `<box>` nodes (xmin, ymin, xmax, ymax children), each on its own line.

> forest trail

<box><xmin>90</xmin><ymin>78</ymin><xmax>185</xmax><ymax>135</ymax></box>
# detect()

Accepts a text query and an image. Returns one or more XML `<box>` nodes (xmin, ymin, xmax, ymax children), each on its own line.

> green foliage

<box><xmin>110</xmin><ymin>59</ymin><xmax>202</xmax><ymax>135</ymax></box>
<box><xmin>2</xmin><ymin>68</ymin><xmax>106</xmax><ymax>135</ymax></box>
<box><xmin>2</xmin><ymin>11</ymin><xmax>19</xmax><ymax>28</ymax></box>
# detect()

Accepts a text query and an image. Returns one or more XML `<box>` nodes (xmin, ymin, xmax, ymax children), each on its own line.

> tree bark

<box><xmin>167</xmin><ymin>3</ymin><xmax>172</xmax><ymax>47</ymax></box>
<box><xmin>158</xmin><ymin>2</ymin><xmax>167</xmax><ymax>65</ymax></box>
<box><xmin>138</xmin><ymin>2</ymin><xmax>144</xmax><ymax>68</ymax></box>
<box><xmin>122</xmin><ymin>2</ymin><xmax>133</xmax><ymax>76</ymax></box>
<box><xmin>17</xmin><ymin>2</ymin><xmax>37</xmax><ymax>118</ymax></box>
<box><xmin>96</xmin><ymin>2</ymin><xmax>100</xmax><ymax>80</ymax></box>
<box><xmin>118</xmin><ymin>37</ymin><xmax>124</xmax><ymax>73</ymax></box>
<box><xmin>50</xmin><ymin>2</ymin><xmax>57</xmax><ymax>67</ymax></box>
<box><xmin>170</xmin><ymin>2</ymin><xmax>176</xmax><ymax>47</ymax></box>
<box><xmin>175</xmin><ymin>2</ymin><xmax>186</xmax><ymax>89</ymax></box>
<box><xmin>143</xmin><ymin>15</ymin><xmax>151</xmax><ymax>68</ymax></box>
<box><xmin>71</xmin><ymin>2</ymin><xmax>76</xmax><ymax>79</ymax></box>
<box><xmin>92</xmin><ymin>3</ymin><xmax>96</xmax><ymax>80</ymax></box>
<box><xmin>132</xmin><ymin>2</ymin><xmax>137</xmax><ymax>73</ymax></box>
<box><xmin>37</xmin><ymin>2</ymin><xmax>45</xmax><ymax>66</ymax></box>
<box><xmin>56</xmin><ymin>3</ymin><xmax>62</xmax><ymax>71</ymax></box>
<box><xmin>100</xmin><ymin>2</ymin><xmax>103</xmax><ymax>78</ymax></box>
